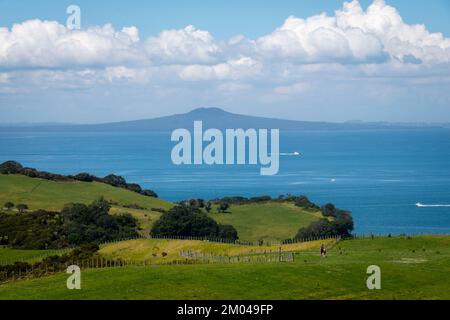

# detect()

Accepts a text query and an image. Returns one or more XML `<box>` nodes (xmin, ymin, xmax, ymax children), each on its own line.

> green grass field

<box><xmin>98</xmin><ymin>238</ymin><xmax>334</xmax><ymax>264</ymax></box>
<box><xmin>0</xmin><ymin>174</ymin><xmax>173</xmax><ymax>234</ymax></box>
<box><xmin>0</xmin><ymin>247</ymin><xmax>70</xmax><ymax>265</ymax></box>
<box><xmin>0</xmin><ymin>174</ymin><xmax>173</xmax><ymax>211</ymax></box>
<box><xmin>1</xmin><ymin>236</ymin><xmax>449</xmax><ymax>300</ymax></box>
<box><xmin>212</xmin><ymin>202</ymin><xmax>322</xmax><ymax>241</ymax></box>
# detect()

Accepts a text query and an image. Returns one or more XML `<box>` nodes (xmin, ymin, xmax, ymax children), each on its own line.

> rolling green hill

<box><xmin>0</xmin><ymin>174</ymin><xmax>323</xmax><ymax>241</ymax></box>
<box><xmin>211</xmin><ymin>202</ymin><xmax>322</xmax><ymax>242</ymax></box>
<box><xmin>0</xmin><ymin>174</ymin><xmax>173</xmax><ymax>235</ymax></box>
<box><xmin>0</xmin><ymin>174</ymin><xmax>172</xmax><ymax>212</ymax></box>
<box><xmin>1</xmin><ymin>235</ymin><xmax>449</xmax><ymax>300</ymax></box>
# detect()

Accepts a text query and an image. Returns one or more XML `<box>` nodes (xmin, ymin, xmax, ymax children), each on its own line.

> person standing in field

<box><xmin>320</xmin><ymin>244</ymin><xmax>327</xmax><ymax>257</ymax></box>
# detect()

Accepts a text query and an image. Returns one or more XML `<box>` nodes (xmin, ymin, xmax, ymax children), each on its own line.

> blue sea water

<box><xmin>1</xmin><ymin>129</ymin><xmax>450</xmax><ymax>235</ymax></box>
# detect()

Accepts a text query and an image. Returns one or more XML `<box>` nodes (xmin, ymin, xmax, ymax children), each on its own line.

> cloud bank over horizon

<box><xmin>1</xmin><ymin>0</ymin><xmax>450</xmax><ymax>123</ymax></box>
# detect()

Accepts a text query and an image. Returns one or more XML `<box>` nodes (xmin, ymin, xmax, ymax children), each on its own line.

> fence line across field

<box><xmin>0</xmin><ymin>250</ymin><xmax>296</xmax><ymax>284</ymax></box>
<box><xmin>1</xmin><ymin>236</ymin><xmax>339</xmax><ymax>283</ymax></box>
<box><xmin>179</xmin><ymin>250</ymin><xmax>295</xmax><ymax>264</ymax></box>
<box><xmin>102</xmin><ymin>233</ymin><xmax>342</xmax><ymax>247</ymax></box>
<box><xmin>2</xmin><ymin>232</ymin><xmax>446</xmax><ymax>284</ymax></box>
<box><xmin>3</xmin><ymin>232</ymin><xmax>441</xmax><ymax>266</ymax></box>
<box><xmin>0</xmin><ymin>234</ymin><xmax>339</xmax><ymax>266</ymax></box>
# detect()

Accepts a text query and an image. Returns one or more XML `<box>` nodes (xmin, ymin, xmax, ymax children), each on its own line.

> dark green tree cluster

<box><xmin>211</xmin><ymin>195</ymin><xmax>273</xmax><ymax>205</ymax></box>
<box><xmin>151</xmin><ymin>205</ymin><xmax>238</xmax><ymax>240</ymax></box>
<box><xmin>0</xmin><ymin>161</ymin><xmax>158</xmax><ymax>198</ymax></box>
<box><xmin>61</xmin><ymin>198</ymin><xmax>139</xmax><ymax>245</ymax></box>
<box><xmin>320</xmin><ymin>203</ymin><xmax>351</xmax><ymax>217</ymax></box>
<box><xmin>217</xmin><ymin>202</ymin><xmax>230</xmax><ymax>213</ymax></box>
<box><xmin>182</xmin><ymin>198</ymin><xmax>205</xmax><ymax>208</ymax></box>
<box><xmin>2</xmin><ymin>202</ymin><xmax>29</xmax><ymax>212</ymax></box>
<box><xmin>295</xmin><ymin>205</ymin><xmax>354</xmax><ymax>239</ymax></box>
<box><xmin>207</xmin><ymin>194</ymin><xmax>319</xmax><ymax>209</ymax></box>
<box><xmin>288</xmin><ymin>195</ymin><xmax>320</xmax><ymax>210</ymax></box>
<box><xmin>0</xmin><ymin>161</ymin><xmax>69</xmax><ymax>181</ymax></box>
<box><xmin>0</xmin><ymin>198</ymin><xmax>139</xmax><ymax>249</ymax></box>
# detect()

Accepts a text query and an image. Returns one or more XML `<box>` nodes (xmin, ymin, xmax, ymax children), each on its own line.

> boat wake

<box><xmin>416</xmin><ymin>202</ymin><xmax>450</xmax><ymax>207</ymax></box>
<box><xmin>278</xmin><ymin>152</ymin><xmax>301</xmax><ymax>156</ymax></box>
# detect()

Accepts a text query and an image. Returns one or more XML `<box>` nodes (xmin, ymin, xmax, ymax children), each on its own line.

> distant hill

<box><xmin>0</xmin><ymin>107</ymin><xmax>446</xmax><ymax>131</ymax></box>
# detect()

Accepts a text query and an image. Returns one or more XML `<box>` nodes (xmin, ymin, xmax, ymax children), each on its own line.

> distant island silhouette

<box><xmin>1</xmin><ymin>107</ymin><xmax>447</xmax><ymax>132</ymax></box>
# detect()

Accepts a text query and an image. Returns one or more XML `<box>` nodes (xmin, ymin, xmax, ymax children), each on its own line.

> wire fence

<box><xmin>1</xmin><ymin>234</ymin><xmax>339</xmax><ymax>266</ymax></box>
<box><xmin>0</xmin><ymin>249</ymin><xmax>297</xmax><ymax>284</ymax></box>
<box><xmin>352</xmin><ymin>232</ymin><xmax>450</xmax><ymax>239</ymax></box>
<box><xmin>179</xmin><ymin>250</ymin><xmax>295</xmax><ymax>264</ymax></box>
<box><xmin>0</xmin><ymin>258</ymin><xmax>151</xmax><ymax>284</ymax></box>
<box><xmin>0</xmin><ymin>235</ymin><xmax>341</xmax><ymax>284</ymax></box>
<box><xmin>106</xmin><ymin>234</ymin><xmax>342</xmax><ymax>247</ymax></box>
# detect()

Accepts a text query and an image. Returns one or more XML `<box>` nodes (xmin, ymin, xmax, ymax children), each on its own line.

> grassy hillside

<box><xmin>98</xmin><ymin>238</ymin><xmax>333</xmax><ymax>264</ymax></box>
<box><xmin>0</xmin><ymin>247</ymin><xmax>70</xmax><ymax>265</ymax></box>
<box><xmin>0</xmin><ymin>174</ymin><xmax>173</xmax><ymax>234</ymax></box>
<box><xmin>211</xmin><ymin>202</ymin><xmax>322</xmax><ymax>241</ymax></box>
<box><xmin>1</xmin><ymin>235</ymin><xmax>449</xmax><ymax>300</ymax></box>
<box><xmin>0</xmin><ymin>174</ymin><xmax>324</xmax><ymax>241</ymax></box>
<box><xmin>0</xmin><ymin>174</ymin><xmax>172</xmax><ymax>211</ymax></box>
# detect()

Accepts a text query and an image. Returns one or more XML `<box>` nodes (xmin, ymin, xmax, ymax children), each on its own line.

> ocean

<box><xmin>1</xmin><ymin>128</ymin><xmax>450</xmax><ymax>235</ymax></box>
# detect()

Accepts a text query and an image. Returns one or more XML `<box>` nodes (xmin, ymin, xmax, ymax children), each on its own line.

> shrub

<box><xmin>3</xmin><ymin>202</ymin><xmax>14</xmax><ymax>210</ymax></box>
<box><xmin>16</xmin><ymin>204</ymin><xmax>28</xmax><ymax>213</ymax></box>
<box><xmin>217</xmin><ymin>202</ymin><xmax>230</xmax><ymax>213</ymax></box>
<box><xmin>0</xmin><ymin>161</ymin><xmax>23</xmax><ymax>174</ymax></box>
<box><xmin>101</xmin><ymin>174</ymin><xmax>127</xmax><ymax>187</ymax></box>
<box><xmin>141</xmin><ymin>189</ymin><xmax>158</xmax><ymax>198</ymax></box>
<box><xmin>73</xmin><ymin>173</ymin><xmax>96</xmax><ymax>182</ymax></box>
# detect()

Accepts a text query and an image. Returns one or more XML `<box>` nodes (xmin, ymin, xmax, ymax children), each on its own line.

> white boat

<box><xmin>416</xmin><ymin>203</ymin><xmax>424</xmax><ymax>207</ymax></box>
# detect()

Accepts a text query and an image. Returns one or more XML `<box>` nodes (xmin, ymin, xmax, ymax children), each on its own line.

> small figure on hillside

<box><xmin>320</xmin><ymin>244</ymin><xmax>327</xmax><ymax>257</ymax></box>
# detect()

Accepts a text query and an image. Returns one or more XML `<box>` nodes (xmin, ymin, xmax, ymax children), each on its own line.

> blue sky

<box><xmin>0</xmin><ymin>0</ymin><xmax>450</xmax><ymax>123</ymax></box>
<box><xmin>1</xmin><ymin>0</ymin><xmax>450</xmax><ymax>38</ymax></box>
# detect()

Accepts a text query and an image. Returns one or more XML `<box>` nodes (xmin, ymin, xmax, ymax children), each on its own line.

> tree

<box><xmin>295</xmin><ymin>211</ymin><xmax>354</xmax><ymax>240</ymax></box>
<box><xmin>101</xmin><ymin>174</ymin><xmax>127</xmax><ymax>187</ymax></box>
<box><xmin>217</xmin><ymin>224</ymin><xmax>238</xmax><ymax>240</ymax></box>
<box><xmin>16</xmin><ymin>204</ymin><xmax>28</xmax><ymax>213</ymax></box>
<box><xmin>205</xmin><ymin>201</ymin><xmax>212</xmax><ymax>213</ymax></box>
<box><xmin>186</xmin><ymin>199</ymin><xmax>205</xmax><ymax>208</ymax></box>
<box><xmin>73</xmin><ymin>172</ymin><xmax>96</xmax><ymax>182</ymax></box>
<box><xmin>59</xmin><ymin>198</ymin><xmax>138</xmax><ymax>246</ymax></box>
<box><xmin>151</xmin><ymin>205</ymin><xmax>238</xmax><ymax>240</ymax></box>
<box><xmin>0</xmin><ymin>161</ymin><xmax>23</xmax><ymax>174</ymax></box>
<box><xmin>321</xmin><ymin>203</ymin><xmax>337</xmax><ymax>217</ymax></box>
<box><xmin>141</xmin><ymin>189</ymin><xmax>158</xmax><ymax>198</ymax></box>
<box><xmin>294</xmin><ymin>195</ymin><xmax>318</xmax><ymax>209</ymax></box>
<box><xmin>3</xmin><ymin>202</ymin><xmax>14</xmax><ymax>210</ymax></box>
<box><xmin>217</xmin><ymin>202</ymin><xmax>230</xmax><ymax>213</ymax></box>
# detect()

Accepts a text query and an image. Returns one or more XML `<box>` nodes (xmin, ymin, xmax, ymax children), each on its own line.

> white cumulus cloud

<box><xmin>145</xmin><ymin>25</ymin><xmax>222</xmax><ymax>64</ymax></box>
<box><xmin>255</xmin><ymin>0</ymin><xmax>450</xmax><ymax>64</ymax></box>
<box><xmin>179</xmin><ymin>57</ymin><xmax>262</xmax><ymax>81</ymax></box>
<box><xmin>0</xmin><ymin>20</ymin><xmax>144</xmax><ymax>68</ymax></box>
<box><xmin>0</xmin><ymin>0</ymin><xmax>449</xmax><ymax>71</ymax></box>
